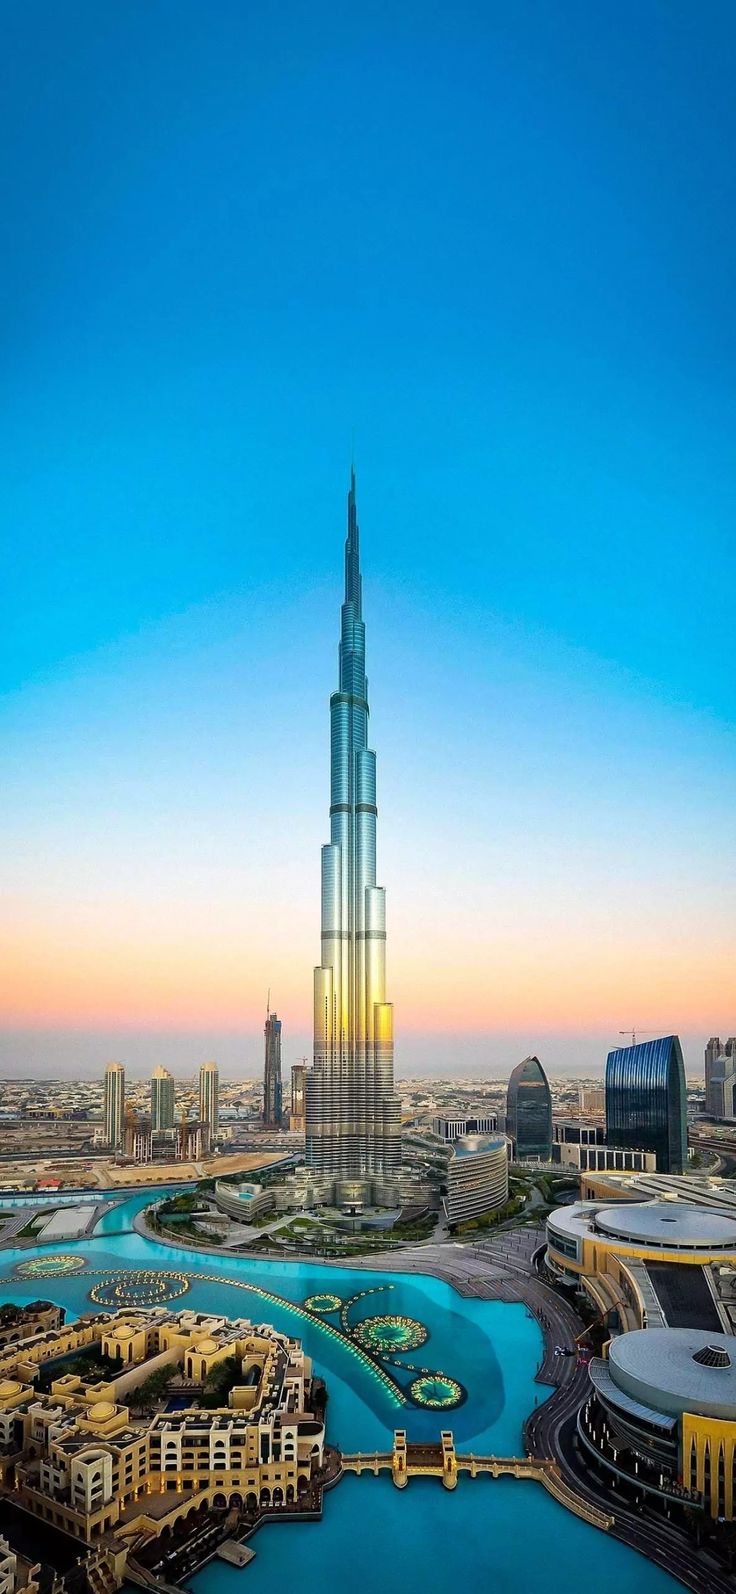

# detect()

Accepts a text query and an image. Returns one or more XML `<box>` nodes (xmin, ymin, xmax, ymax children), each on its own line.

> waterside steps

<box><xmin>341</xmin><ymin>1432</ymin><xmax>614</xmax><ymax>1530</ymax></box>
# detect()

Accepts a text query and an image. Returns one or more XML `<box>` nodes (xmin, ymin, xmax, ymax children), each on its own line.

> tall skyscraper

<box><xmin>263</xmin><ymin>1006</ymin><xmax>283</xmax><ymax>1127</ymax></box>
<box><xmin>199</xmin><ymin>1061</ymin><xmax>219</xmax><ymax>1141</ymax></box>
<box><xmin>290</xmin><ymin>1061</ymin><xmax>307</xmax><ymax>1132</ymax></box>
<box><xmin>606</xmin><ymin>1034</ymin><xmax>687</xmax><ymax>1173</ymax></box>
<box><xmin>306</xmin><ymin>471</ymin><xmax>401</xmax><ymax>1179</ymax></box>
<box><xmin>506</xmin><ymin>1056</ymin><xmax>552</xmax><ymax>1160</ymax></box>
<box><xmin>103</xmin><ymin>1061</ymin><xmax>125</xmax><ymax>1149</ymax></box>
<box><xmin>150</xmin><ymin>1065</ymin><xmax>175</xmax><ymax>1131</ymax></box>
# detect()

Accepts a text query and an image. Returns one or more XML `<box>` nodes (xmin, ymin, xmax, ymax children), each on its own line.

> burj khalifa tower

<box><xmin>305</xmin><ymin>472</ymin><xmax>401</xmax><ymax>1180</ymax></box>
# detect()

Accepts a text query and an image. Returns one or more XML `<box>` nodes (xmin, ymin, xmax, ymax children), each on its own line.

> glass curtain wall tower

<box><xmin>606</xmin><ymin>1035</ymin><xmax>687</xmax><ymax>1174</ymax></box>
<box><xmin>263</xmin><ymin>1008</ymin><xmax>283</xmax><ymax>1127</ymax></box>
<box><xmin>306</xmin><ymin>471</ymin><xmax>401</xmax><ymax>1178</ymax></box>
<box><xmin>506</xmin><ymin>1055</ymin><xmax>552</xmax><ymax>1160</ymax></box>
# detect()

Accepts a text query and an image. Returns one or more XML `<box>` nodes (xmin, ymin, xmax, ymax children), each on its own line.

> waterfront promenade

<box><xmin>138</xmin><ymin>1211</ymin><xmax>736</xmax><ymax>1594</ymax></box>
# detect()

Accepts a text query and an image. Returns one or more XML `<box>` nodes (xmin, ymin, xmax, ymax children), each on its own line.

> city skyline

<box><xmin>1</xmin><ymin>4</ymin><xmax>734</xmax><ymax>1078</ymax></box>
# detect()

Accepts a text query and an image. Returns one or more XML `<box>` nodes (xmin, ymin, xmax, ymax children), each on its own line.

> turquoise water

<box><xmin>0</xmin><ymin>1188</ymin><xmax>681</xmax><ymax>1593</ymax></box>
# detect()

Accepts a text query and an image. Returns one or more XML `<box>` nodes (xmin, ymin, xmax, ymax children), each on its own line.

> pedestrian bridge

<box><xmin>341</xmin><ymin>1432</ymin><xmax>613</xmax><ymax>1531</ymax></box>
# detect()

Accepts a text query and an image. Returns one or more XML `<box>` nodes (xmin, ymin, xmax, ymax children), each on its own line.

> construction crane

<box><xmin>616</xmin><ymin>1029</ymin><xmax>656</xmax><ymax>1047</ymax></box>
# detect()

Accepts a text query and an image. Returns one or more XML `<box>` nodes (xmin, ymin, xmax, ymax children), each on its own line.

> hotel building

<box><xmin>0</xmin><ymin>1307</ymin><xmax>325</xmax><ymax>1554</ymax></box>
<box><xmin>444</xmin><ymin>1135</ymin><xmax>509</xmax><ymax>1228</ymax></box>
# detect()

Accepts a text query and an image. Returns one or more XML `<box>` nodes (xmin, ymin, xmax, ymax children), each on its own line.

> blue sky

<box><xmin>1</xmin><ymin>1</ymin><xmax>734</xmax><ymax>1076</ymax></box>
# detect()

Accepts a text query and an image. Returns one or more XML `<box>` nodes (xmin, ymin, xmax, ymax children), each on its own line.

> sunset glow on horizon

<box><xmin>1</xmin><ymin>3</ymin><xmax>734</xmax><ymax>1078</ymax></box>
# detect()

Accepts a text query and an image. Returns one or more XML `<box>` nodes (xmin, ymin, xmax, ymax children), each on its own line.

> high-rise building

<box><xmin>290</xmin><ymin>1062</ymin><xmax>307</xmax><ymax>1133</ymax></box>
<box><xmin>306</xmin><ymin>471</ymin><xmax>401</xmax><ymax>1179</ymax></box>
<box><xmin>707</xmin><ymin>1054</ymin><xmax>736</xmax><ymax>1120</ymax></box>
<box><xmin>705</xmin><ymin>1036</ymin><xmax>736</xmax><ymax>1119</ymax></box>
<box><xmin>150</xmin><ymin>1066</ymin><xmax>175</xmax><ymax>1131</ymax></box>
<box><xmin>506</xmin><ymin>1056</ymin><xmax>552</xmax><ymax>1160</ymax></box>
<box><xmin>263</xmin><ymin>1008</ymin><xmax>283</xmax><ymax>1127</ymax></box>
<box><xmin>606</xmin><ymin>1034</ymin><xmax>687</xmax><ymax>1174</ymax></box>
<box><xmin>705</xmin><ymin>1036</ymin><xmax>722</xmax><ymax>1113</ymax></box>
<box><xmin>199</xmin><ymin>1061</ymin><xmax>219</xmax><ymax>1141</ymax></box>
<box><xmin>103</xmin><ymin>1061</ymin><xmax>125</xmax><ymax>1149</ymax></box>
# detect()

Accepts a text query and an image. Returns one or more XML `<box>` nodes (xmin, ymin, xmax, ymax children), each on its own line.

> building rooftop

<box><xmin>581</xmin><ymin>1171</ymin><xmax>736</xmax><ymax>1212</ymax></box>
<box><xmin>589</xmin><ymin>1357</ymin><xmax>676</xmax><ymax>1431</ymax></box>
<box><xmin>646</xmin><ymin>1262</ymin><xmax>723</xmax><ymax>1333</ymax></box>
<box><xmin>451</xmin><ymin>1134</ymin><xmax>507</xmax><ymax>1160</ymax></box>
<box><xmin>593</xmin><ymin>1202</ymin><xmax>736</xmax><ymax>1250</ymax></box>
<box><xmin>608</xmin><ymin>1327</ymin><xmax>736</xmax><ymax>1420</ymax></box>
<box><xmin>549</xmin><ymin>1200</ymin><xmax>736</xmax><ymax>1255</ymax></box>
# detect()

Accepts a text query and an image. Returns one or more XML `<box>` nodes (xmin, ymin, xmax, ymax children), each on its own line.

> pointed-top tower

<box><xmin>306</xmin><ymin>473</ymin><xmax>401</xmax><ymax>1179</ymax></box>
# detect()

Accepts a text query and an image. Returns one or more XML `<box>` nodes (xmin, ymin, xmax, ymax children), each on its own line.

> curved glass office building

<box><xmin>605</xmin><ymin>1035</ymin><xmax>687</xmax><ymax>1174</ymax></box>
<box><xmin>506</xmin><ymin>1055</ymin><xmax>552</xmax><ymax>1160</ymax></box>
<box><xmin>306</xmin><ymin>472</ymin><xmax>401</xmax><ymax>1178</ymax></box>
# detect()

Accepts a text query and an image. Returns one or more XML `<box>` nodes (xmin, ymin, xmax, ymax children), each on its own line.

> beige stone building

<box><xmin>0</xmin><ymin>1306</ymin><xmax>325</xmax><ymax>1563</ymax></box>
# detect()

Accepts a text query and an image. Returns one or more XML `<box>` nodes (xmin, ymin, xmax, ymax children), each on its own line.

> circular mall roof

<box><xmin>609</xmin><ymin>1328</ymin><xmax>736</xmax><ymax>1419</ymax></box>
<box><xmin>593</xmin><ymin>1202</ymin><xmax>736</xmax><ymax>1250</ymax></box>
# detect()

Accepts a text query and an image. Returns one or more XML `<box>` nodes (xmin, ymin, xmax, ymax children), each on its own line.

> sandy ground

<box><xmin>0</xmin><ymin>1149</ymin><xmax>284</xmax><ymax>1192</ymax></box>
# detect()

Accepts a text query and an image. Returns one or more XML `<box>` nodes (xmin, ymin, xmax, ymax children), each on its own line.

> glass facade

<box><xmin>605</xmin><ymin>1035</ymin><xmax>687</xmax><ymax>1174</ymax></box>
<box><xmin>263</xmin><ymin>1012</ymin><xmax>283</xmax><ymax>1127</ymax></box>
<box><xmin>150</xmin><ymin>1066</ymin><xmax>175</xmax><ymax>1131</ymax></box>
<box><xmin>306</xmin><ymin>472</ymin><xmax>401</xmax><ymax>1177</ymax></box>
<box><xmin>506</xmin><ymin>1055</ymin><xmax>552</xmax><ymax>1159</ymax></box>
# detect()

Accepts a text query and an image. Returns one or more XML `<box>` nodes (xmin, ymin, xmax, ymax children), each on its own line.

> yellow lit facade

<box><xmin>0</xmin><ymin>1307</ymin><xmax>325</xmax><ymax>1553</ymax></box>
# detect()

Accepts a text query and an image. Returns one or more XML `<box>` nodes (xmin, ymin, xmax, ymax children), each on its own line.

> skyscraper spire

<box><xmin>306</xmin><ymin>472</ymin><xmax>401</xmax><ymax>1180</ymax></box>
<box><xmin>344</xmin><ymin>465</ymin><xmax>362</xmax><ymax>614</ymax></box>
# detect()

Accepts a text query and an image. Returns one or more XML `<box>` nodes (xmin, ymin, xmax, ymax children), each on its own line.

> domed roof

<box><xmin>195</xmin><ymin>1337</ymin><xmax>218</xmax><ymax>1354</ymax></box>
<box><xmin>88</xmin><ymin>1400</ymin><xmax>116</xmax><ymax>1420</ymax></box>
<box><xmin>608</xmin><ymin>1327</ymin><xmax>736</xmax><ymax>1420</ymax></box>
<box><xmin>0</xmin><ymin>1378</ymin><xmax>23</xmax><ymax>1397</ymax></box>
<box><xmin>593</xmin><ymin>1202</ymin><xmax>736</xmax><ymax>1250</ymax></box>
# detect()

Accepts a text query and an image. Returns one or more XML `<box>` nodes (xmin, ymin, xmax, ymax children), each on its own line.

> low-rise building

<box><xmin>579</xmin><ymin>1326</ymin><xmax>736</xmax><ymax>1520</ymax></box>
<box><xmin>546</xmin><ymin>1200</ymin><xmax>736</xmax><ymax>1333</ymax></box>
<box><xmin>0</xmin><ymin>1306</ymin><xmax>325</xmax><ymax>1557</ymax></box>
<box><xmin>431</xmin><ymin>1115</ymin><xmax>498</xmax><ymax>1141</ymax></box>
<box><xmin>551</xmin><ymin>1143</ymin><xmax>656</xmax><ymax>1174</ymax></box>
<box><xmin>579</xmin><ymin>1172</ymin><xmax>736</xmax><ymax>1212</ymax></box>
